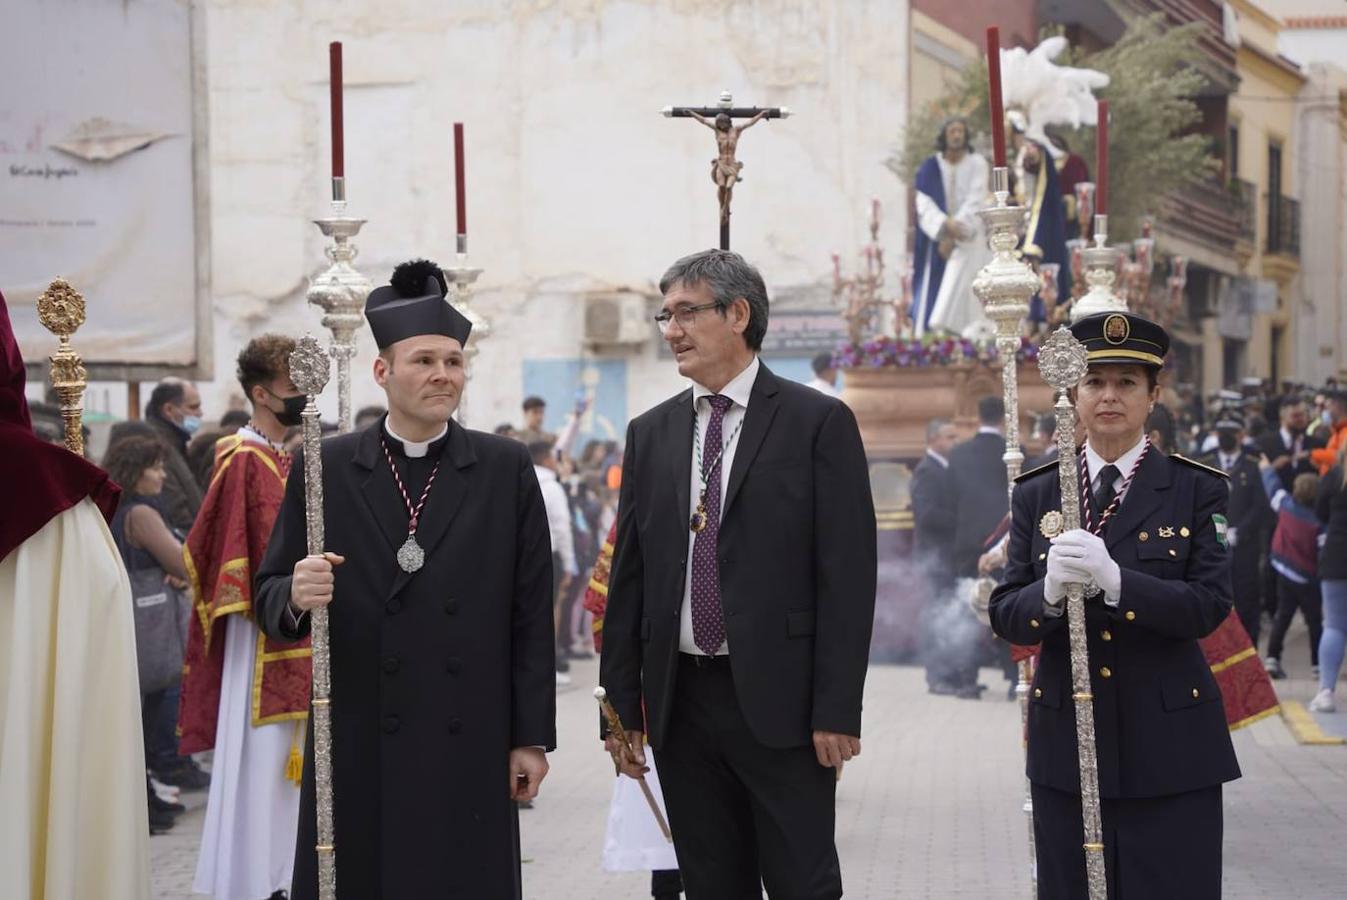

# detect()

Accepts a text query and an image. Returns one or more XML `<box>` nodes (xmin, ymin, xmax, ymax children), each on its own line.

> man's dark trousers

<box><xmin>654</xmin><ymin>655</ymin><xmax>840</xmax><ymax>900</ymax></box>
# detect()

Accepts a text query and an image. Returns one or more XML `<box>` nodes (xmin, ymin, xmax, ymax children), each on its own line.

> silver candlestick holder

<box><xmin>306</xmin><ymin>183</ymin><xmax>372</xmax><ymax>434</ymax></box>
<box><xmin>970</xmin><ymin>165</ymin><xmax>1042</xmax><ymax>898</ymax></box>
<box><xmin>1070</xmin><ymin>214</ymin><xmax>1126</xmax><ymax>323</ymax></box>
<box><xmin>443</xmin><ymin>235</ymin><xmax>488</xmax><ymax>428</ymax></box>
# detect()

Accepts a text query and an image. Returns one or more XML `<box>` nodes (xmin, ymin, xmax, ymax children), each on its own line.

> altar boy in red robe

<box><xmin>178</xmin><ymin>335</ymin><xmax>311</xmax><ymax>900</ymax></box>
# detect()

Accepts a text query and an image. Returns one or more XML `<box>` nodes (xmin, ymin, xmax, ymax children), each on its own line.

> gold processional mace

<box><xmin>289</xmin><ymin>335</ymin><xmax>338</xmax><ymax>899</ymax></box>
<box><xmin>37</xmin><ymin>278</ymin><xmax>88</xmax><ymax>456</ymax></box>
<box><xmin>1037</xmin><ymin>326</ymin><xmax>1107</xmax><ymax>899</ymax></box>
<box><xmin>594</xmin><ymin>687</ymin><xmax>673</xmax><ymax>842</ymax></box>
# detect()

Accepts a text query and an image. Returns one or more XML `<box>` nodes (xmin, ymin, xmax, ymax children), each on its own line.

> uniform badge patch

<box><xmin>1212</xmin><ymin>513</ymin><xmax>1229</xmax><ymax>549</ymax></box>
<box><xmin>1039</xmin><ymin>510</ymin><xmax>1064</xmax><ymax>539</ymax></box>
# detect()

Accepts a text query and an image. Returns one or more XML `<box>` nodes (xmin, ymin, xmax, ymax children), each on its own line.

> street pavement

<box><xmin>152</xmin><ymin>618</ymin><xmax>1347</xmax><ymax>899</ymax></box>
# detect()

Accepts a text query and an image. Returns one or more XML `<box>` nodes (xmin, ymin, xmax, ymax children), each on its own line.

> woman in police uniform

<box><xmin>990</xmin><ymin>312</ymin><xmax>1240</xmax><ymax>899</ymax></box>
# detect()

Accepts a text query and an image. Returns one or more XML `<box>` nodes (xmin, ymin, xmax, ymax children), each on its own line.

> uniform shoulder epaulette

<box><xmin>1014</xmin><ymin>459</ymin><xmax>1059</xmax><ymax>483</ymax></box>
<box><xmin>1169</xmin><ymin>453</ymin><xmax>1230</xmax><ymax>479</ymax></box>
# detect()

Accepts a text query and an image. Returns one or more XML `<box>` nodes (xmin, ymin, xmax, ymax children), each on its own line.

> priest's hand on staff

<box><xmin>508</xmin><ymin>747</ymin><xmax>549</xmax><ymax>802</ymax></box>
<box><xmin>604</xmin><ymin>729</ymin><xmax>650</xmax><ymax>779</ymax></box>
<box><xmin>813</xmin><ymin>731</ymin><xmax>861</xmax><ymax>769</ymax></box>
<box><xmin>290</xmin><ymin>552</ymin><xmax>346</xmax><ymax>611</ymax></box>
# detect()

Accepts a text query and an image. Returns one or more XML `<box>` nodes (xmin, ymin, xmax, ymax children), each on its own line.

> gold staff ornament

<box><xmin>1037</xmin><ymin>324</ymin><xmax>1107</xmax><ymax>900</ymax></box>
<box><xmin>594</xmin><ymin>687</ymin><xmax>673</xmax><ymax>843</ymax></box>
<box><xmin>289</xmin><ymin>334</ymin><xmax>338</xmax><ymax>900</ymax></box>
<box><xmin>37</xmin><ymin>277</ymin><xmax>88</xmax><ymax>456</ymax></box>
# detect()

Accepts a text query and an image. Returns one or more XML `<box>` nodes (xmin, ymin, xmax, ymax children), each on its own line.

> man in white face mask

<box><xmin>144</xmin><ymin>377</ymin><xmax>205</xmax><ymax>532</ymax></box>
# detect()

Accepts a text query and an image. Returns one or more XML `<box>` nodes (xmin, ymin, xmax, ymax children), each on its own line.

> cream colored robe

<box><xmin>0</xmin><ymin>497</ymin><xmax>150</xmax><ymax>899</ymax></box>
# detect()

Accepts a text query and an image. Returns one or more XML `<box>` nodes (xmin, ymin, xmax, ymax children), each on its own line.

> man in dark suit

<box><xmin>600</xmin><ymin>249</ymin><xmax>876</xmax><ymax>899</ymax></box>
<box><xmin>1202</xmin><ymin>414</ymin><xmax>1273</xmax><ymax>645</ymax></box>
<box><xmin>1255</xmin><ymin>398</ymin><xmax>1321</xmax><ymax>618</ymax></box>
<box><xmin>1255</xmin><ymin>397</ymin><xmax>1320</xmax><ymax>490</ymax></box>
<box><xmin>949</xmin><ymin>396</ymin><xmax>1009</xmax><ymax>578</ymax></box>
<box><xmin>255</xmin><ymin>260</ymin><xmax>556</xmax><ymax>899</ymax></box>
<box><xmin>912</xmin><ymin>418</ymin><xmax>977</xmax><ymax>695</ymax></box>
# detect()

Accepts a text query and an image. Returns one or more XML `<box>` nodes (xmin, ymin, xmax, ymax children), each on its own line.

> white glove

<box><xmin>1227</xmin><ymin>526</ymin><xmax>1238</xmax><ymax>549</ymax></box>
<box><xmin>1049</xmin><ymin>529</ymin><xmax>1122</xmax><ymax>601</ymax></box>
<box><xmin>1044</xmin><ymin>549</ymin><xmax>1073</xmax><ymax>608</ymax></box>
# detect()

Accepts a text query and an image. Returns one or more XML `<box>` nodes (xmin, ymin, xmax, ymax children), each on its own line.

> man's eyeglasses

<box><xmin>654</xmin><ymin>301</ymin><xmax>724</xmax><ymax>333</ymax></box>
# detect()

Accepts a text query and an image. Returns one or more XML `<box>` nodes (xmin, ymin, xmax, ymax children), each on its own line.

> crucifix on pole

<box><xmin>662</xmin><ymin>91</ymin><xmax>791</xmax><ymax>250</ymax></box>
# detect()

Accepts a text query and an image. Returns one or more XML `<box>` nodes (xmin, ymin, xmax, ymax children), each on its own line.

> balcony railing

<box><xmin>1232</xmin><ymin>180</ymin><xmax>1256</xmax><ymax>243</ymax></box>
<box><xmin>1267</xmin><ymin>195</ymin><xmax>1300</xmax><ymax>257</ymax></box>
<box><xmin>1160</xmin><ymin>176</ymin><xmax>1249</xmax><ymax>252</ymax></box>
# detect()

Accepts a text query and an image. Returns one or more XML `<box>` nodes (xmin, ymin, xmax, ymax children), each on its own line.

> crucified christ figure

<box><xmin>686</xmin><ymin>109</ymin><xmax>770</xmax><ymax>224</ymax></box>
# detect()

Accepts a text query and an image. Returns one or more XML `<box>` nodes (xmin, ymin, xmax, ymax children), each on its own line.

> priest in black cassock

<box><xmin>255</xmin><ymin>260</ymin><xmax>557</xmax><ymax>900</ymax></box>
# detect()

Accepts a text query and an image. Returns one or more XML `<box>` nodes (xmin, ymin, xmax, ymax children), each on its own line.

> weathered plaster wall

<box><xmin>192</xmin><ymin>0</ymin><xmax>910</xmax><ymax>429</ymax></box>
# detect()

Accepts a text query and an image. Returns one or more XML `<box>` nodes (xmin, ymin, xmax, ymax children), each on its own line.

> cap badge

<box><xmin>1103</xmin><ymin>314</ymin><xmax>1130</xmax><ymax>345</ymax></box>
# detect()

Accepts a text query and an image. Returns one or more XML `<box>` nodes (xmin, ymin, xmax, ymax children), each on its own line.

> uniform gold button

<box><xmin>1168</xmin><ymin>549</ymin><xmax>1177</xmax><ymax>557</ymax></box>
<box><xmin>1125</xmin><ymin>611</ymin><xmax>1136</xmax><ymax>621</ymax></box>
<box><xmin>1039</xmin><ymin>552</ymin><xmax>1047</xmax><ymax>561</ymax></box>
<box><xmin>1139</xmin><ymin>531</ymin><xmax>1149</xmax><ymax>541</ymax></box>
<box><xmin>1034</xmin><ymin>688</ymin><xmax>1042</xmax><ymax>698</ymax></box>
<box><xmin>1030</xmin><ymin>618</ymin><xmax>1040</xmax><ymax>629</ymax></box>
<box><xmin>1192</xmin><ymin>688</ymin><xmax>1200</xmax><ymax>699</ymax></box>
<box><xmin>1101</xmin><ymin>630</ymin><xmax>1112</xmax><ymax>642</ymax></box>
<box><xmin>1180</xmin><ymin>526</ymin><xmax>1190</xmax><ymax>538</ymax></box>
<box><xmin>1100</xmin><ymin>667</ymin><xmax>1112</xmax><ymax>678</ymax></box>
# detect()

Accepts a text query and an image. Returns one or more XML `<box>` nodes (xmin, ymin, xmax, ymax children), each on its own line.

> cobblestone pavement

<box><xmin>153</xmin><ymin>620</ymin><xmax>1347</xmax><ymax>899</ymax></box>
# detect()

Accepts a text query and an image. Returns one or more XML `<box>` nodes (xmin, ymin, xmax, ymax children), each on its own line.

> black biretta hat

<box><xmin>365</xmin><ymin>259</ymin><xmax>472</xmax><ymax>350</ymax></box>
<box><xmin>1069</xmin><ymin>312</ymin><xmax>1169</xmax><ymax>369</ymax></box>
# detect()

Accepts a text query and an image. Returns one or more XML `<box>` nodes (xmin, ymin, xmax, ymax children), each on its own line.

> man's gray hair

<box><xmin>659</xmin><ymin>249</ymin><xmax>770</xmax><ymax>351</ymax></box>
<box><xmin>926</xmin><ymin>418</ymin><xmax>950</xmax><ymax>443</ymax></box>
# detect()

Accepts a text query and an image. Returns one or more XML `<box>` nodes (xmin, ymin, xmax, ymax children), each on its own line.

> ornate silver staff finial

<box><xmin>307</xmin><ymin>214</ymin><xmax>371</xmax><ymax>434</ymax></box>
<box><xmin>1071</xmin><ymin>213</ymin><xmax>1127</xmax><ymax>323</ymax></box>
<box><xmin>1038</xmin><ymin>324</ymin><xmax>1090</xmax><ymax>390</ymax></box>
<box><xmin>290</xmin><ymin>334</ymin><xmax>332</xmax><ymax>396</ymax></box>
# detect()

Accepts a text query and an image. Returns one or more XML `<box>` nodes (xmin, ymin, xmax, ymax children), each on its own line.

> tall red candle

<box><xmin>454</xmin><ymin>122</ymin><xmax>467</xmax><ymax>236</ymax></box>
<box><xmin>1096</xmin><ymin>99</ymin><xmax>1109</xmax><ymax>218</ymax></box>
<box><xmin>329</xmin><ymin>42</ymin><xmax>344</xmax><ymax>179</ymax></box>
<box><xmin>986</xmin><ymin>27</ymin><xmax>1006</xmax><ymax>168</ymax></box>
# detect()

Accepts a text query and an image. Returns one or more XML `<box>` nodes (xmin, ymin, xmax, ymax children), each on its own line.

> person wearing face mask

<box><xmin>144</xmin><ymin>377</ymin><xmax>206</xmax><ymax>533</ymax></box>
<box><xmin>178</xmin><ymin>335</ymin><xmax>310</xmax><ymax>900</ymax></box>
<box><xmin>1200</xmin><ymin>414</ymin><xmax>1273</xmax><ymax>645</ymax></box>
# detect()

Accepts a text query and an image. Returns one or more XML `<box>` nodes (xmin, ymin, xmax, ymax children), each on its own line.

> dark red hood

<box><xmin>0</xmin><ymin>290</ymin><xmax>120</xmax><ymax>561</ymax></box>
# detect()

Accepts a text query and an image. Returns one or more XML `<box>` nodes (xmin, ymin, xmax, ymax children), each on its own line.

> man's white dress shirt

<box><xmin>680</xmin><ymin>356</ymin><xmax>759</xmax><ymax>655</ymax></box>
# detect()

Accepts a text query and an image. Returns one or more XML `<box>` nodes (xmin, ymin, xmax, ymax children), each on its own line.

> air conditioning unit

<box><xmin>583</xmin><ymin>291</ymin><xmax>653</xmax><ymax>346</ymax></box>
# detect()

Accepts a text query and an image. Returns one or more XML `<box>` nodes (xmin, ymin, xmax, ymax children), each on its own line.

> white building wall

<box><xmin>46</xmin><ymin>0</ymin><xmax>911</xmax><ymax>435</ymax></box>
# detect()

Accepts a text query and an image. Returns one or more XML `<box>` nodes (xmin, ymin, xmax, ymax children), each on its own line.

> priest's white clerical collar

<box><xmin>1084</xmin><ymin>434</ymin><xmax>1147</xmax><ymax>488</ymax></box>
<box><xmin>383</xmin><ymin>420</ymin><xmax>448</xmax><ymax>459</ymax></box>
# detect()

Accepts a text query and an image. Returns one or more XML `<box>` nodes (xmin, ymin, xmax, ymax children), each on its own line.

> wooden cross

<box><xmin>662</xmin><ymin>91</ymin><xmax>791</xmax><ymax>250</ymax></box>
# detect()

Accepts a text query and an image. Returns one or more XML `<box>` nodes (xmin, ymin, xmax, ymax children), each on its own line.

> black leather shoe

<box><xmin>155</xmin><ymin>760</ymin><xmax>211</xmax><ymax>791</ymax></box>
<box><xmin>149</xmin><ymin>791</ymin><xmax>186</xmax><ymax>817</ymax></box>
<box><xmin>149</xmin><ymin>805</ymin><xmax>177</xmax><ymax>835</ymax></box>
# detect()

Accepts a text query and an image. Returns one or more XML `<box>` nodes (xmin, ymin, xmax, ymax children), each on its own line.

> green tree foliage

<box><xmin>890</xmin><ymin>14</ymin><xmax>1217</xmax><ymax>242</ymax></box>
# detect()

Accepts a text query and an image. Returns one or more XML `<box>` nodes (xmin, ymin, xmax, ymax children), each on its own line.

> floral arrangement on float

<box><xmin>833</xmin><ymin>333</ymin><xmax>1039</xmax><ymax>370</ymax></box>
